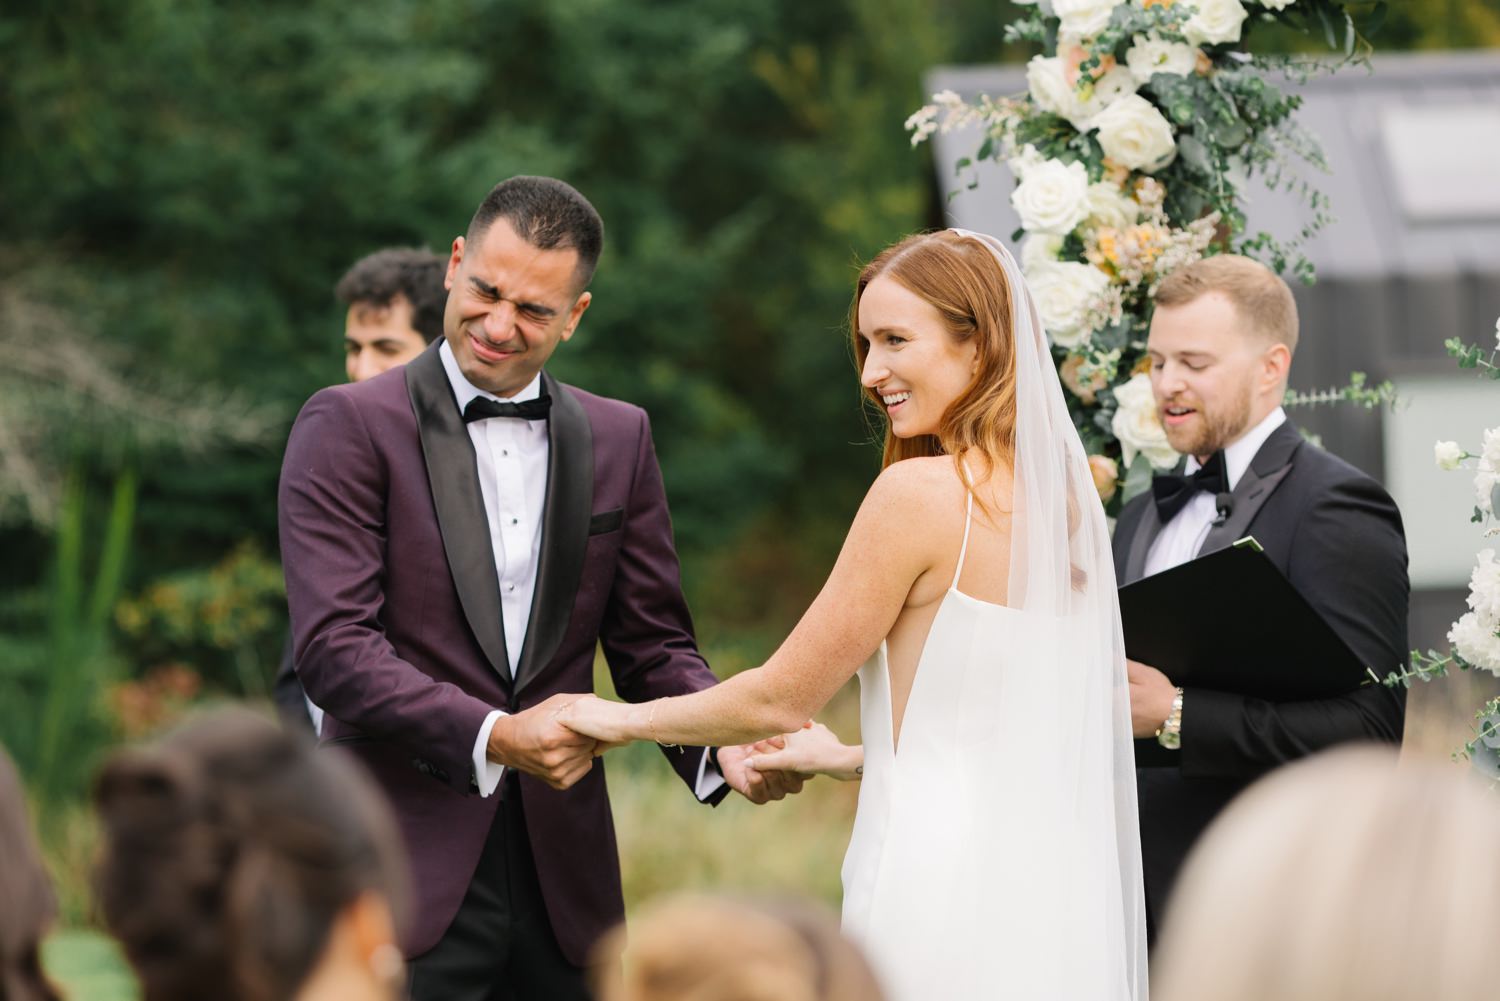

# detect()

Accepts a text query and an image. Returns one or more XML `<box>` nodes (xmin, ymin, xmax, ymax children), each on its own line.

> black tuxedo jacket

<box><xmin>1111</xmin><ymin>419</ymin><xmax>1408</xmax><ymax>934</ymax></box>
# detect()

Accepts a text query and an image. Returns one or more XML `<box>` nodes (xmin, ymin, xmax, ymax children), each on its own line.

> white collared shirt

<box><xmin>1143</xmin><ymin>407</ymin><xmax>1287</xmax><ymax>577</ymax></box>
<box><xmin>441</xmin><ymin>343</ymin><xmax>721</xmax><ymax>800</ymax></box>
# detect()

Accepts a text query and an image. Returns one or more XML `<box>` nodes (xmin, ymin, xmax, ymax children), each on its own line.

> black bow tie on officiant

<box><xmin>1151</xmin><ymin>450</ymin><xmax>1229</xmax><ymax>523</ymax></box>
<box><xmin>461</xmin><ymin>394</ymin><xmax>552</xmax><ymax>423</ymax></box>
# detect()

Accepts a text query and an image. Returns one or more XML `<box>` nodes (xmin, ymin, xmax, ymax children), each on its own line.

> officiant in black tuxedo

<box><xmin>1112</xmin><ymin>254</ymin><xmax>1409</xmax><ymax>940</ymax></box>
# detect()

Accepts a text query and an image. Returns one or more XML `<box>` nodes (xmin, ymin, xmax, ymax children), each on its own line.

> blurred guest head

<box><xmin>851</xmin><ymin>230</ymin><xmax>1019</xmax><ymax>471</ymax></box>
<box><xmin>1153</xmin><ymin>746</ymin><xmax>1500</xmax><ymax>1001</ymax></box>
<box><xmin>592</xmin><ymin>894</ymin><xmax>886</xmax><ymax>1001</ymax></box>
<box><xmin>443</xmin><ymin>175</ymin><xmax>602</xmax><ymax>397</ymax></box>
<box><xmin>0</xmin><ymin>746</ymin><xmax>62</xmax><ymax>1001</ymax></box>
<box><xmin>1147</xmin><ymin>253</ymin><xmax>1297</xmax><ymax>460</ymax></box>
<box><xmin>93</xmin><ymin>709</ymin><xmax>409</xmax><ymax>1001</ymax></box>
<box><xmin>337</xmin><ymin>247</ymin><xmax>447</xmax><ymax>382</ymax></box>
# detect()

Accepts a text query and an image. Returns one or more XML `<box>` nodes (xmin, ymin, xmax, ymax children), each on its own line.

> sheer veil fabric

<box><xmin>838</xmin><ymin>230</ymin><xmax>1147</xmax><ymax>1000</ymax></box>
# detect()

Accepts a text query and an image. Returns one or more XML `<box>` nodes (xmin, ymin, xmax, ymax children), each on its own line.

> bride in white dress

<box><xmin>559</xmin><ymin>230</ymin><xmax>1147</xmax><ymax>1000</ymax></box>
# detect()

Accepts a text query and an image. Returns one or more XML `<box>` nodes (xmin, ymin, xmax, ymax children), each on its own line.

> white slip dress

<box><xmin>841</xmin><ymin>487</ymin><xmax>1137</xmax><ymax>1001</ymax></box>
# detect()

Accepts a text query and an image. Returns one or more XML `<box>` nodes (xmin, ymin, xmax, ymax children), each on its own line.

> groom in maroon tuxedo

<box><xmin>279</xmin><ymin>176</ymin><xmax>798</xmax><ymax>1000</ymax></box>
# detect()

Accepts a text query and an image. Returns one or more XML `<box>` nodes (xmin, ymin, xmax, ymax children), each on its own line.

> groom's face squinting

<box><xmin>858</xmin><ymin>275</ymin><xmax>978</xmax><ymax>439</ymax></box>
<box><xmin>443</xmin><ymin>217</ymin><xmax>591</xmax><ymax>397</ymax></box>
<box><xmin>1147</xmin><ymin>291</ymin><xmax>1282</xmax><ymax>461</ymax></box>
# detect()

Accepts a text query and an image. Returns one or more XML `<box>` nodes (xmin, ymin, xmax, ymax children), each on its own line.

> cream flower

<box><xmin>1467</xmin><ymin>550</ymin><xmax>1500</xmax><ymax>626</ymax></box>
<box><xmin>1092</xmin><ymin>94</ymin><xmax>1177</xmax><ymax>172</ymax></box>
<box><xmin>1010</xmin><ymin>158</ymin><xmax>1091</xmax><ymax>235</ymax></box>
<box><xmin>1435</xmin><ymin>441</ymin><xmax>1465</xmax><ymax>471</ymax></box>
<box><xmin>1088</xmin><ymin>65</ymin><xmax>1140</xmax><ymax>110</ymax></box>
<box><xmin>1085</xmin><ymin>182</ymin><xmax>1141</xmax><ymax>231</ymax></box>
<box><xmin>1493</xmin><ymin>315</ymin><xmax>1500</xmax><ymax>352</ymax></box>
<box><xmin>1449</xmin><ymin>610</ymin><xmax>1500</xmax><ymax>676</ymax></box>
<box><xmin>1474</xmin><ymin>426</ymin><xmax>1500</xmax><ymax>518</ymax></box>
<box><xmin>1055</xmin><ymin>0</ymin><xmax>1125</xmax><ymax>40</ymax></box>
<box><xmin>1021</xmin><ymin>232</ymin><xmax>1065</xmax><ymax>270</ymax></box>
<box><xmin>1006</xmin><ymin>143</ymin><xmax>1048</xmax><ymax>182</ymax></box>
<box><xmin>1257</xmin><ymin>0</ymin><xmax>1297</xmax><ymax>9</ymax></box>
<box><xmin>1183</xmin><ymin>0</ymin><xmax>1249</xmax><ymax>46</ymax></box>
<box><xmin>1027</xmin><ymin>261</ymin><xmax>1111</xmax><ymax>347</ymax></box>
<box><xmin>1124</xmin><ymin>34</ymin><xmax>1200</xmax><ymax>83</ymax></box>
<box><xmin>1111</xmin><ymin>373</ymin><xmax>1180</xmax><ymax>469</ymax></box>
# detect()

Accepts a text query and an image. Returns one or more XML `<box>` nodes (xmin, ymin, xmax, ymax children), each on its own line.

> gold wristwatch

<box><xmin>1156</xmin><ymin>687</ymin><xmax>1184</xmax><ymax>750</ymax></box>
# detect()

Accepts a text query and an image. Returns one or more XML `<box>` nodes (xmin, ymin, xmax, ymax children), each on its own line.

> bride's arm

<box><xmin>559</xmin><ymin>461</ymin><xmax>940</xmax><ymax>747</ymax></box>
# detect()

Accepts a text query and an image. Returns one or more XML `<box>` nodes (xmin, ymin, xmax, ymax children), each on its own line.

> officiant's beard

<box><xmin>1164</xmin><ymin>380</ymin><xmax>1253</xmax><ymax>459</ymax></box>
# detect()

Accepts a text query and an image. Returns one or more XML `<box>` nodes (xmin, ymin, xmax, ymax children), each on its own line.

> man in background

<box><xmin>274</xmin><ymin>247</ymin><xmax>448</xmax><ymax>731</ymax></box>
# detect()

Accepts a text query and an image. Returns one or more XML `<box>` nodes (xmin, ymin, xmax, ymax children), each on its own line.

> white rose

<box><xmin>1092</xmin><ymin>94</ymin><xmax>1177</xmax><ymax>172</ymax></box>
<box><xmin>1025</xmin><ymin>55</ymin><xmax>1103</xmax><ymax>131</ymax></box>
<box><xmin>1021</xmin><ymin>232</ymin><xmax>1065</xmax><ymax>270</ymax></box>
<box><xmin>1493</xmin><ymin>315</ymin><xmax>1499</xmax><ymax>352</ymax></box>
<box><xmin>1434</xmin><ymin>440</ymin><xmax>1465</xmax><ymax>471</ymax></box>
<box><xmin>1124</xmin><ymin>33</ymin><xmax>1200</xmax><ymax>83</ymax></box>
<box><xmin>1054</xmin><ymin>0</ymin><xmax>1124</xmax><ymax>40</ymax></box>
<box><xmin>1085</xmin><ymin>181</ymin><xmax>1140</xmax><ymax>231</ymax></box>
<box><xmin>1027</xmin><ymin>261</ymin><xmax>1111</xmax><ymax>347</ymax></box>
<box><xmin>1467</xmin><ymin>550</ymin><xmax>1500</xmax><ymax>627</ymax></box>
<box><xmin>1010</xmin><ymin>158</ymin><xmax>1091</xmax><ymax>235</ymax></box>
<box><xmin>1111</xmin><ymin>373</ymin><xmax>1180</xmax><ymax>469</ymax></box>
<box><xmin>1183</xmin><ymin>0</ymin><xmax>1249</xmax><ymax>46</ymax></box>
<box><xmin>1449</xmin><ymin>610</ymin><xmax>1500</xmax><ymax>676</ymax></box>
<box><xmin>1027</xmin><ymin>56</ymin><xmax>1078</xmax><ymax>118</ymax></box>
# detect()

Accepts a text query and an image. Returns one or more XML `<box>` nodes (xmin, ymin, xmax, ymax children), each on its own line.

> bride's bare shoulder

<box><xmin>864</xmin><ymin>456</ymin><xmax>967</xmax><ymax>516</ymax></box>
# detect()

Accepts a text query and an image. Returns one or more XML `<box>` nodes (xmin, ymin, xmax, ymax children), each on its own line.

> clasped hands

<box><xmin>486</xmin><ymin>693</ymin><xmax>806</xmax><ymax>804</ymax></box>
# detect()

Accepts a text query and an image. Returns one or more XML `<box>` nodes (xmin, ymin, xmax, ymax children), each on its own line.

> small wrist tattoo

<box><xmin>854</xmin><ymin>765</ymin><xmax>864</xmax><ymax>776</ymax></box>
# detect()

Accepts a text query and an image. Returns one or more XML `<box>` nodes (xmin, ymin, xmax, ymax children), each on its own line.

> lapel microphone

<box><xmin>1213</xmin><ymin>491</ymin><xmax>1234</xmax><ymax>526</ymax></box>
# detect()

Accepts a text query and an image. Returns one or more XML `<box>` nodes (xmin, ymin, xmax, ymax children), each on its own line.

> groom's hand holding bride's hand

<box><xmin>486</xmin><ymin>693</ymin><xmax>602</xmax><ymax>790</ymax></box>
<box><xmin>746</xmin><ymin>722</ymin><xmax>863</xmax><ymax>782</ymax></box>
<box><xmin>553</xmin><ymin>697</ymin><xmax>807</xmax><ymax>804</ymax></box>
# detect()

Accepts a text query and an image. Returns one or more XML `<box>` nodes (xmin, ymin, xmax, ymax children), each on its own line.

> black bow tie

<box><xmin>1151</xmin><ymin>450</ymin><xmax>1228</xmax><ymax>523</ymax></box>
<box><xmin>462</xmin><ymin>394</ymin><xmax>552</xmax><ymax>423</ymax></box>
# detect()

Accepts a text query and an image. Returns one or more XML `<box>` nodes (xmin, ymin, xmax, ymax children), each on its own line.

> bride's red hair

<box><xmin>851</xmin><ymin>231</ymin><xmax>1019</xmax><ymax>486</ymax></box>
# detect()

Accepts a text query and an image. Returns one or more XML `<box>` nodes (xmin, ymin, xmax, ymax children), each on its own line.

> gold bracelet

<box><xmin>648</xmin><ymin>701</ymin><xmax>679</xmax><ymax>749</ymax></box>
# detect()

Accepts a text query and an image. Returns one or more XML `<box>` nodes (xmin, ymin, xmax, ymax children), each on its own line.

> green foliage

<box><xmin>43</xmin><ymin>929</ymin><xmax>139</xmax><ymax>1001</ymax></box>
<box><xmin>114</xmin><ymin>542</ymin><xmax>286</xmax><ymax>697</ymax></box>
<box><xmin>0</xmin><ymin>467</ymin><xmax>135</xmax><ymax>819</ymax></box>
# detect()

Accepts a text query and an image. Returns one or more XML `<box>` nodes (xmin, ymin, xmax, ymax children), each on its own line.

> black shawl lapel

<box><xmin>405</xmin><ymin>344</ymin><xmax>511</xmax><ymax>682</ymax></box>
<box><xmin>1200</xmin><ymin>418</ymin><xmax>1303</xmax><ymax>555</ymax></box>
<box><xmin>514</xmin><ymin>372</ymin><xmax>593</xmax><ymax>696</ymax></box>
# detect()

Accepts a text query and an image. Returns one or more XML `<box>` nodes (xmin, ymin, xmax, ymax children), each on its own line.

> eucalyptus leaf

<box><xmin>1178</xmin><ymin>134</ymin><xmax>1212</xmax><ymax>172</ymax></box>
<box><xmin>1120</xmin><ymin>453</ymin><xmax>1156</xmax><ymax>506</ymax></box>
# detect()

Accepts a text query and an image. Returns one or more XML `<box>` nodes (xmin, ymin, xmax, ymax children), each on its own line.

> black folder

<box><xmin>1121</xmin><ymin>537</ymin><xmax>1368</xmax><ymax>767</ymax></box>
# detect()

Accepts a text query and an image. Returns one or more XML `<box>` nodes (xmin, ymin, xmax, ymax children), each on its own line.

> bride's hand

<box><xmin>746</xmin><ymin>722</ymin><xmax>864</xmax><ymax>781</ymax></box>
<box><xmin>552</xmin><ymin>694</ymin><xmax>636</xmax><ymax>747</ymax></box>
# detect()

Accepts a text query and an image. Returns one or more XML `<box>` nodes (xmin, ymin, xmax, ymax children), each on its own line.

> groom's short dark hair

<box><xmin>467</xmin><ymin>176</ymin><xmax>604</xmax><ymax>291</ymax></box>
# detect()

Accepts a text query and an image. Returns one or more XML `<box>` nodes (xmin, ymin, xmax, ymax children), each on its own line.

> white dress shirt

<box><xmin>1143</xmin><ymin>407</ymin><xmax>1287</xmax><ymax>577</ymax></box>
<box><xmin>440</xmin><ymin>344</ymin><xmax>722</xmax><ymax>800</ymax></box>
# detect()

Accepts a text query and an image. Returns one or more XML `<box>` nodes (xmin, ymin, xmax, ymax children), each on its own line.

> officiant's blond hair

<box><xmin>1153</xmin><ymin>746</ymin><xmax>1500</xmax><ymax>1001</ymax></box>
<box><xmin>851</xmin><ymin>230</ymin><xmax>1019</xmax><ymax>485</ymax></box>
<box><xmin>1154</xmin><ymin>254</ymin><xmax>1299</xmax><ymax>354</ymax></box>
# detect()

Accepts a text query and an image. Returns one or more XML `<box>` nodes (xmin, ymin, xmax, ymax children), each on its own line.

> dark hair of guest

<box><xmin>93</xmin><ymin>709</ymin><xmax>408</xmax><ymax>1001</ymax></box>
<box><xmin>467</xmin><ymin>175</ymin><xmax>604</xmax><ymax>290</ymax></box>
<box><xmin>334</xmin><ymin>247</ymin><xmax>448</xmax><ymax>344</ymax></box>
<box><xmin>0</xmin><ymin>746</ymin><xmax>62</xmax><ymax>1001</ymax></box>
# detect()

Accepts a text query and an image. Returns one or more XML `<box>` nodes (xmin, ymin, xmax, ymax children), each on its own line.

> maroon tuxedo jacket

<box><xmin>278</xmin><ymin>342</ymin><xmax>724</xmax><ymax>963</ymax></box>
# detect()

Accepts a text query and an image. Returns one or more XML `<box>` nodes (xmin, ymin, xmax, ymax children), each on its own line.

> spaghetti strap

<box><xmin>951</xmin><ymin>463</ymin><xmax>975</xmax><ymax>590</ymax></box>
